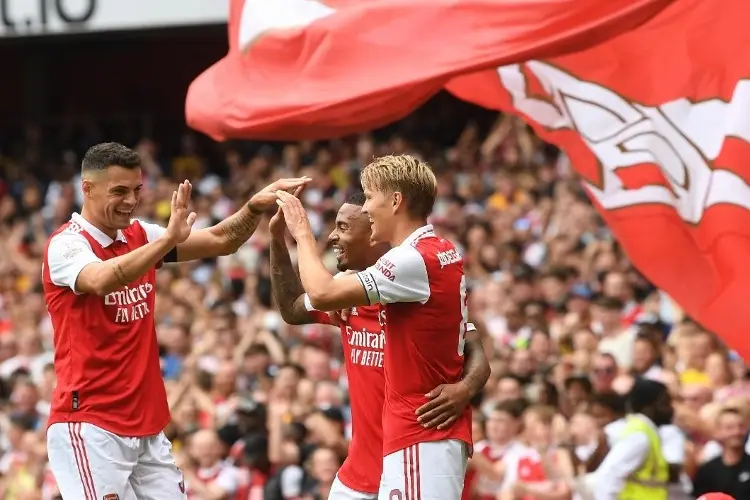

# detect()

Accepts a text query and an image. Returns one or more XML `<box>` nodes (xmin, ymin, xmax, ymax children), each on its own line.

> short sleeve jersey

<box><xmin>43</xmin><ymin>213</ymin><xmax>170</xmax><ymax>437</ymax></box>
<box><xmin>304</xmin><ymin>293</ymin><xmax>385</xmax><ymax>494</ymax></box>
<box><xmin>355</xmin><ymin>225</ymin><xmax>472</xmax><ymax>455</ymax></box>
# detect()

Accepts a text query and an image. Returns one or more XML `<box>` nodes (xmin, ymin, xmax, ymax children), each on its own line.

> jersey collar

<box><xmin>71</xmin><ymin>212</ymin><xmax>127</xmax><ymax>247</ymax></box>
<box><xmin>402</xmin><ymin>224</ymin><xmax>435</xmax><ymax>246</ymax></box>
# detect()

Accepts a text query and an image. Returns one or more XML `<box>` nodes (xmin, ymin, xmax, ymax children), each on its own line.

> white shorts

<box><xmin>47</xmin><ymin>422</ymin><xmax>185</xmax><ymax>500</ymax></box>
<box><xmin>329</xmin><ymin>475</ymin><xmax>378</xmax><ymax>500</ymax></box>
<box><xmin>378</xmin><ymin>440</ymin><xmax>468</xmax><ymax>500</ymax></box>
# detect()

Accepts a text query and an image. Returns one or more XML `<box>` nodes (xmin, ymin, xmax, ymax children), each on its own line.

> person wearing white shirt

<box><xmin>591</xmin><ymin>379</ymin><xmax>674</xmax><ymax>500</ymax></box>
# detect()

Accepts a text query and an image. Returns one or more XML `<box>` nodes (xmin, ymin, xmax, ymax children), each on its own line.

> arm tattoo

<box><xmin>270</xmin><ymin>238</ymin><xmax>314</xmax><ymax>325</ymax></box>
<box><xmin>462</xmin><ymin>338</ymin><xmax>491</xmax><ymax>396</ymax></box>
<box><xmin>215</xmin><ymin>204</ymin><xmax>264</xmax><ymax>250</ymax></box>
<box><xmin>113</xmin><ymin>262</ymin><xmax>130</xmax><ymax>286</ymax></box>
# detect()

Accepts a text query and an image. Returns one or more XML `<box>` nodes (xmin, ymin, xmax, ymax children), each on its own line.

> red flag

<box><xmin>186</xmin><ymin>0</ymin><xmax>669</xmax><ymax>141</ymax></box>
<box><xmin>447</xmin><ymin>0</ymin><xmax>750</xmax><ymax>357</ymax></box>
<box><xmin>187</xmin><ymin>0</ymin><xmax>750</xmax><ymax>359</ymax></box>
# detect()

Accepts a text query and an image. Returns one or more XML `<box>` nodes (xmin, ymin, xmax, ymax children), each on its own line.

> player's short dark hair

<box><xmin>345</xmin><ymin>191</ymin><xmax>366</xmax><ymax>206</ymax></box>
<box><xmin>81</xmin><ymin>142</ymin><xmax>140</xmax><ymax>173</ymax></box>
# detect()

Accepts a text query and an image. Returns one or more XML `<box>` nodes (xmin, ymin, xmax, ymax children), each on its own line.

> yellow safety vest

<box><xmin>618</xmin><ymin>415</ymin><xmax>669</xmax><ymax>500</ymax></box>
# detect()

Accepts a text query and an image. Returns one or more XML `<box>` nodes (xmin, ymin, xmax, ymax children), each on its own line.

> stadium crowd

<box><xmin>1</xmin><ymin>104</ymin><xmax>749</xmax><ymax>499</ymax></box>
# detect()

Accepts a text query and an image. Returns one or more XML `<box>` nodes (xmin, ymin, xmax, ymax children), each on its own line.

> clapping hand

<box><xmin>165</xmin><ymin>180</ymin><xmax>198</xmax><ymax>245</ymax></box>
<box><xmin>275</xmin><ymin>190</ymin><xmax>314</xmax><ymax>241</ymax></box>
<box><xmin>269</xmin><ymin>185</ymin><xmax>306</xmax><ymax>240</ymax></box>
<box><xmin>249</xmin><ymin>177</ymin><xmax>311</xmax><ymax>212</ymax></box>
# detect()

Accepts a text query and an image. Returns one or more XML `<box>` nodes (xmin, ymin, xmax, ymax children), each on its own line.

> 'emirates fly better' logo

<box><xmin>104</xmin><ymin>282</ymin><xmax>155</xmax><ymax>324</ymax></box>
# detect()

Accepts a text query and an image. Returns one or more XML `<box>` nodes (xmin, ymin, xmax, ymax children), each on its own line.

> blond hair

<box><xmin>360</xmin><ymin>154</ymin><xmax>438</xmax><ymax>219</ymax></box>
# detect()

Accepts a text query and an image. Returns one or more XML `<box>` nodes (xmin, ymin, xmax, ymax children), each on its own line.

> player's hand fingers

<box><xmin>170</xmin><ymin>190</ymin><xmax>177</xmax><ymax>210</ymax></box>
<box><xmin>415</xmin><ymin>396</ymin><xmax>444</xmax><ymax>417</ymax></box>
<box><xmin>436</xmin><ymin>415</ymin><xmax>458</xmax><ymax>431</ymax></box>
<box><xmin>293</xmin><ymin>185</ymin><xmax>306</xmax><ymax>197</ymax></box>
<box><xmin>340</xmin><ymin>309</ymin><xmax>351</xmax><ymax>321</ymax></box>
<box><xmin>186</xmin><ymin>212</ymin><xmax>198</xmax><ymax>227</ymax></box>
<box><xmin>425</xmin><ymin>384</ymin><xmax>445</xmax><ymax>399</ymax></box>
<box><xmin>176</xmin><ymin>181</ymin><xmax>186</xmax><ymax>208</ymax></box>
<box><xmin>421</xmin><ymin>411</ymin><xmax>452</xmax><ymax>429</ymax></box>
<box><xmin>185</xmin><ymin>180</ymin><xmax>193</xmax><ymax>206</ymax></box>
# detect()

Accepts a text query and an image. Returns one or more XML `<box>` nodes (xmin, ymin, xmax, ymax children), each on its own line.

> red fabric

<box><xmin>186</xmin><ymin>0</ymin><xmax>670</xmax><ymax>141</ymax></box>
<box><xmin>447</xmin><ymin>0</ymin><xmax>750</xmax><ymax>359</ymax></box>
<box><xmin>381</xmin><ymin>234</ymin><xmax>472</xmax><ymax>455</ymax></box>
<box><xmin>309</xmin><ymin>305</ymin><xmax>385</xmax><ymax>494</ymax></box>
<box><xmin>188</xmin><ymin>0</ymin><xmax>750</xmax><ymax>359</ymax></box>
<box><xmin>43</xmin><ymin>220</ymin><xmax>168</xmax><ymax>436</ymax></box>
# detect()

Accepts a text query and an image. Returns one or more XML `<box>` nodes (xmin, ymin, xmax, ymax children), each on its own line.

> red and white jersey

<box><xmin>43</xmin><ymin>212</ymin><xmax>170</xmax><ymax>437</ymax></box>
<box><xmin>500</xmin><ymin>446</ymin><xmax>550</xmax><ymax>499</ymax></box>
<box><xmin>474</xmin><ymin>440</ymin><xmax>527</xmax><ymax>498</ymax></box>
<box><xmin>187</xmin><ymin>461</ymin><xmax>240</xmax><ymax>499</ymax></box>
<box><xmin>355</xmin><ymin>224</ymin><xmax>472</xmax><ymax>455</ymax></box>
<box><xmin>304</xmin><ymin>296</ymin><xmax>384</xmax><ymax>494</ymax></box>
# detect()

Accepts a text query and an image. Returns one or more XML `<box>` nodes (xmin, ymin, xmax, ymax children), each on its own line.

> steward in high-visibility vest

<box><xmin>589</xmin><ymin>378</ymin><xmax>675</xmax><ymax>500</ymax></box>
<box><xmin>618</xmin><ymin>415</ymin><xmax>669</xmax><ymax>500</ymax></box>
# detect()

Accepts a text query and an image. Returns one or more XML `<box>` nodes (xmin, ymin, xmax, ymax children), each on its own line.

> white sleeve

<box><xmin>46</xmin><ymin>231</ymin><xmax>102</xmax><ymax>294</ymax></box>
<box><xmin>355</xmin><ymin>245</ymin><xmax>430</xmax><ymax>305</ymax></box>
<box><xmin>659</xmin><ymin>424</ymin><xmax>686</xmax><ymax>464</ymax></box>
<box><xmin>592</xmin><ymin>432</ymin><xmax>650</xmax><ymax>500</ymax></box>
<box><xmin>280</xmin><ymin>465</ymin><xmax>304</xmax><ymax>498</ymax></box>
<box><xmin>215</xmin><ymin>466</ymin><xmax>239</xmax><ymax>493</ymax></box>
<box><xmin>500</xmin><ymin>451</ymin><xmax>520</xmax><ymax>491</ymax></box>
<box><xmin>304</xmin><ymin>294</ymin><xmax>316</xmax><ymax>311</ymax></box>
<box><xmin>134</xmin><ymin>219</ymin><xmax>167</xmax><ymax>242</ymax></box>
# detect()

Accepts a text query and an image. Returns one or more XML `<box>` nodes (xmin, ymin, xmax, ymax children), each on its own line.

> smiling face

<box><xmin>82</xmin><ymin>165</ymin><xmax>143</xmax><ymax>234</ymax></box>
<box><xmin>328</xmin><ymin>203</ymin><xmax>378</xmax><ymax>272</ymax></box>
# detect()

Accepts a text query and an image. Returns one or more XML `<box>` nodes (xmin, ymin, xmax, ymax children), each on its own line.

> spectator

<box><xmin>1</xmin><ymin>91</ymin><xmax>749</xmax><ymax>500</ymax></box>
<box><xmin>692</xmin><ymin>406</ymin><xmax>750</xmax><ymax>498</ymax></box>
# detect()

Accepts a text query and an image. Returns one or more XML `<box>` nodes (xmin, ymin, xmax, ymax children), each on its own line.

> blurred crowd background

<box><xmin>2</xmin><ymin>12</ymin><xmax>750</xmax><ymax>500</ymax></box>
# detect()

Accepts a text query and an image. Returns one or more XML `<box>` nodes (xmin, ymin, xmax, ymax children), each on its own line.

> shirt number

<box><xmin>458</xmin><ymin>275</ymin><xmax>468</xmax><ymax>356</ymax></box>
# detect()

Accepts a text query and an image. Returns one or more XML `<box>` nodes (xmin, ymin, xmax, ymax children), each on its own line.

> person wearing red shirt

<box><xmin>270</xmin><ymin>191</ymin><xmax>490</xmax><ymax>500</ymax></box>
<box><xmin>43</xmin><ymin>142</ymin><xmax>309</xmax><ymax>500</ymax></box>
<box><xmin>277</xmin><ymin>154</ymin><xmax>482</xmax><ymax>500</ymax></box>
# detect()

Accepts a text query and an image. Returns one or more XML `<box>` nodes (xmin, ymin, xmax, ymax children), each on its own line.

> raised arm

<box><xmin>172</xmin><ymin>177</ymin><xmax>310</xmax><ymax>262</ymax></box>
<box><xmin>276</xmin><ymin>191</ymin><xmax>372</xmax><ymax>310</ymax></box>
<box><xmin>51</xmin><ymin>181</ymin><xmax>194</xmax><ymax>296</ymax></box>
<box><xmin>269</xmin><ymin>207</ymin><xmax>316</xmax><ymax>325</ymax></box>
<box><xmin>277</xmin><ymin>190</ymin><xmax>432</xmax><ymax>311</ymax></box>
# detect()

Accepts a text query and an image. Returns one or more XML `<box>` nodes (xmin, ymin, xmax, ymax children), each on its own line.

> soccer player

<box><xmin>269</xmin><ymin>191</ymin><xmax>491</xmax><ymax>500</ymax></box>
<box><xmin>43</xmin><ymin>142</ymin><xmax>309</xmax><ymax>500</ymax></box>
<box><xmin>276</xmin><ymin>154</ymin><xmax>476</xmax><ymax>500</ymax></box>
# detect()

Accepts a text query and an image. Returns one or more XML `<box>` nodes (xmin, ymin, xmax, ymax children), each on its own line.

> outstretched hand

<box><xmin>269</xmin><ymin>185</ymin><xmax>305</xmax><ymax>240</ymax></box>
<box><xmin>166</xmin><ymin>180</ymin><xmax>198</xmax><ymax>245</ymax></box>
<box><xmin>275</xmin><ymin>190</ymin><xmax>313</xmax><ymax>241</ymax></box>
<box><xmin>250</xmin><ymin>177</ymin><xmax>311</xmax><ymax>212</ymax></box>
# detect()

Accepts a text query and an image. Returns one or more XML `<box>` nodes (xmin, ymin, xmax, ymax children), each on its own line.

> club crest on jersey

<box><xmin>103</xmin><ymin>494</ymin><xmax>119</xmax><ymax>500</ymax></box>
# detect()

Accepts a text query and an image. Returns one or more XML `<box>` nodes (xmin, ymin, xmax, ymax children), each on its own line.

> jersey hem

<box><xmin>336</xmin><ymin>468</ymin><xmax>379</xmax><ymax>496</ymax></box>
<box><xmin>47</xmin><ymin>412</ymin><xmax>170</xmax><ymax>438</ymax></box>
<box><xmin>383</xmin><ymin>435</ymin><xmax>473</xmax><ymax>457</ymax></box>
